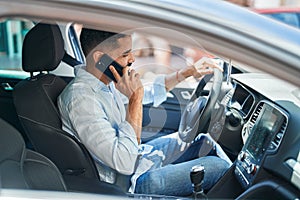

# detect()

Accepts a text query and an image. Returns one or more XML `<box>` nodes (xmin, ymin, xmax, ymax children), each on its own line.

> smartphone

<box><xmin>95</xmin><ymin>54</ymin><xmax>123</xmax><ymax>82</ymax></box>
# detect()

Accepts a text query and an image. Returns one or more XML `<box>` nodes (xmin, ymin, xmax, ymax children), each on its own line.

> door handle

<box><xmin>181</xmin><ymin>90</ymin><xmax>191</xmax><ymax>100</ymax></box>
<box><xmin>1</xmin><ymin>83</ymin><xmax>14</xmax><ymax>91</ymax></box>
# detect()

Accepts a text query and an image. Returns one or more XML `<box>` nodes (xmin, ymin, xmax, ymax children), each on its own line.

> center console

<box><xmin>235</xmin><ymin>101</ymin><xmax>288</xmax><ymax>188</ymax></box>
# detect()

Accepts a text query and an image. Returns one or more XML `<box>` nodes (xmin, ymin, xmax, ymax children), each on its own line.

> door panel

<box><xmin>141</xmin><ymin>87</ymin><xmax>193</xmax><ymax>143</ymax></box>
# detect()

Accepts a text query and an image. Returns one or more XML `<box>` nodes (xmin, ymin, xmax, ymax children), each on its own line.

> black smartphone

<box><xmin>95</xmin><ymin>54</ymin><xmax>123</xmax><ymax>82</ymax></box>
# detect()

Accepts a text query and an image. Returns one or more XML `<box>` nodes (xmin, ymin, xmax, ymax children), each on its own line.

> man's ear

<box><xmin>93</xmin><ymin>51</ymin><xmax>104</xmax><ymax>63</ymax></box>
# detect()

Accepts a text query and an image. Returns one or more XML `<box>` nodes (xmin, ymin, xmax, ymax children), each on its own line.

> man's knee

<box><xmin>135</xmin><ymin>171</ymin><xmax>164</xmax><ymax>194</ymax></box>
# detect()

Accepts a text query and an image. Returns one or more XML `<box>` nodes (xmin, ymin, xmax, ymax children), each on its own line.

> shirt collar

<box><xmin>74</xmin><ymin>64</ymin><xmax>110</xmax><ymax>93</ymax></box>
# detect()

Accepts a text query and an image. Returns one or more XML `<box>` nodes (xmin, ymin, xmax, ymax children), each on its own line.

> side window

<box><xmin>132</xmin><ymin>32</ymin><xmax>184</xmax><ymax>79</ymax></box>
<box><xmin>0</xmin><ymin>19</ymin><xmax>34</xmax><ymax>78</ymax></box>
<box><xmin>131</xmin><ymin>31</ymin><xmax>214</xmax><ymax>90</ymax></box>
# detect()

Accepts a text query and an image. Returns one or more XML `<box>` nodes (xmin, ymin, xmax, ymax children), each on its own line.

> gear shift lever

<box><xmin>190</xmin><ymin>165</ymin><xmax>207</xmax><ymax>199</ymax></box>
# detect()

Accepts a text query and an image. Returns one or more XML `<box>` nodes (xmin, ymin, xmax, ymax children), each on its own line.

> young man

<box><xmin>58</xmin><ymin>28</ymin><xmax>230</xmax><ymax>196</ymax></box>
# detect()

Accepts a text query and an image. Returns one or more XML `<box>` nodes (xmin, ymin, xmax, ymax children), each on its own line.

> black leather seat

<box><xmin>12</xmin><ymin>22</ymin><xmax>125</xmax><ymax>196</ymax></box>
<box><xmin>0</xmin><ymin>118</ymin><xmax>67</xmax><ymax>191</ymax></box>
<box><xmin>13</xmin><ymin>22</ymin><xmax>99</xmax><ymax>180</ymax></box>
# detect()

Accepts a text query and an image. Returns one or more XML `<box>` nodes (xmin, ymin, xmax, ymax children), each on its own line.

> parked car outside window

<box><xmin>255</xmin><ymin>7</ymin><xmax>300</xmax><ymax>29</ymax></box>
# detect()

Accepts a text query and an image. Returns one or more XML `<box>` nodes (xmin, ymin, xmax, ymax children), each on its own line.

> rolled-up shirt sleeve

<box><xmin>143</xmin><ymin>74</ymin><xmax>167</xmax><ymax>107</ymax></box>
<box><xmin>119</xmin><ymin>74</ymin><xmax>168</xmax><ymax>107</ymax></box>
<box><xmin>67</xmin><ymin>93</ymin><xmax>139</xmax><ymax>175</ymax></box>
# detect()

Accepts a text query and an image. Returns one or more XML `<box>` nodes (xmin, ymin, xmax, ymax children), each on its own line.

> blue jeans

<box><xmin>134</xmin><ymin>133</ymin><xmax>231</xmax><ymax>196</ymax></box>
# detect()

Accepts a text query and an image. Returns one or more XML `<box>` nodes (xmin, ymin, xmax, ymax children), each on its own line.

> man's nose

<box><xmin>128</xmin><ymin>52</ymin><xmax>135</xmax><ymax>64</ymax></box>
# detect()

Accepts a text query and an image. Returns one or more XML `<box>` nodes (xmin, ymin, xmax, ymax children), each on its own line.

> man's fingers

<box><xmin>109</xmin><ymin>65</ymin><xmax>122</xmax><ymax>82</ymax></box>
<box><xmin>200</xmin><ymin>68</ymin><xmax>214</xmax><ymax>75</ymax></box>
<box><xmin>203</xmin><ymin>61</ymin><xmax>223</xmax><ymax>72</ymax></box>
<box><xmin>194</xmin><ymin>57</ymin><xmax>223</xmax><ymax>73</ymax></box>
<box><xmin>192</xmin><ymin>57</ymin><xmax>224</xmax><ymax>79</ymax></box>
<box><xmin>194</xmin><ymin>57</ymin><xmax>213</xmax><ymax>69</ymax></box>
<box><xmin>129</xmin><ymin>69</ymin><xmax>140</xmax><ymax>80</ymax></box>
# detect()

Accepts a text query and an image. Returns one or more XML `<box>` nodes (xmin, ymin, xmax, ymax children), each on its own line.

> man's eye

<box><xmin>122</xmin><ymin>54</ymin><xmax>129</xmax><ymax>57</ymax></box>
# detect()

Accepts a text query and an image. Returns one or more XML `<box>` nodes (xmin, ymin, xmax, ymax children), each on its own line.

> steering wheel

<box><xmin>178</xmin><ymin>68</ymin><xmax>223</xmax><ymax>142</ymax></box>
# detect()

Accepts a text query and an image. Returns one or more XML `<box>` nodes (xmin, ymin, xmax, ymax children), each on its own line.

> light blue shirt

<box><xmin>57</xmin><ymin>65</ymin><xmax>167</xmax><ymax>192</ymax></box>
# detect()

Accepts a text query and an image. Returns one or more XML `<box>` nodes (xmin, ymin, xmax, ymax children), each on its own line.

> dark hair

<box><xmin>80</xmin><ymin>28</ymin><xmax>127</xmax><ymax>57</ymax></box>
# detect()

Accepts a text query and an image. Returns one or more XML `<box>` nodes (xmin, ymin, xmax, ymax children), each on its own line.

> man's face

<box><xmin>109</xmin><ymin>35</ymin><xmax>135</xmax><ymax>68</ymax></box>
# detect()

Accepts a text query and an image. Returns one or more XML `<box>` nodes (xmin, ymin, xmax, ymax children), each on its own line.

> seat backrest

<box><xmin>13</xmin><ymin>22</ymin><xmax>99</xmax><ymax>179</ymax></box>
<box><xmin>0</xmin><ymin>118</ymin><xmax>67</xmax><ymax>191</ymax></box>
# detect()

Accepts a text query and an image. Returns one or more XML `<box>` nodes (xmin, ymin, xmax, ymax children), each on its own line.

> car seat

<box><xmin>13</xmin><ymin>23</ymin><xmax>99</xmax><ymax>179</ymax></box>
<box><xmin>0</xmin><ymin>118</ymin><xmax>67</xmax><ymax>191</ymax></box>
<box><xmin>12</xmin><ymin>22</ymin><xmax>99</xmax><ymax>180</ymax></box>
<box><xmin>12</xmin><ymin>22</ymin><xmax>126</xmax><ymax>196</ymax></box>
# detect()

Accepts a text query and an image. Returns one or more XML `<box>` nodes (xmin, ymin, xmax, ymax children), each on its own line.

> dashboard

<box><xmin>209</xmin><ymin>72</ymin><xmax>300</xmax><ymax>198</ymax></box>
<box><xmin>229</xmin><ymin>83</ymin><xmax>255</xmax><ymax>119</ymax></box>
<box><xmin>230</xmin><ymin>73</ymin><xmax>300</xmax><ymax>191</ymax></box>
<box><xmin>235</xmin><ymin>100</ymin><xmax>288</xmax><ymax>188</ymax></box>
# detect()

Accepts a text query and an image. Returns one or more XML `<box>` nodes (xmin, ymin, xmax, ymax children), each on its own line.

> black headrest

<box><xmin>0</xmin><ymin>118</ymin><xmax>25</xmax><ymax>163</ymax></box>
<box><xmin>22</xmin><ymin>23</ymin><xmax>65</xmax><ymax>72</ymax></box>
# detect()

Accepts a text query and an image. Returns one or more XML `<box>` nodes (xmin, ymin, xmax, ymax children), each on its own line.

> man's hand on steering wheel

<box><xmin>178</xmin><ymin>57</ymin><xmax>224</xmax><ymax>143</ymax></box>
<box><xmin>193</xmin><ymin>57</ymin><xmax>224</xmax><ymax>78</ymax></box>
<box><xmin>180</xmin><ymin>57</ymin><xmax>224</xmax><ymax>80</ymax></box>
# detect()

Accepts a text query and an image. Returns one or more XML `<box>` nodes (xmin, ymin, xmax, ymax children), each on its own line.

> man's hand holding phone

<box><xmin>110</xmin><ymin>66</ymin><xmax>144</xmax><ymax>101</ymax></box>
<box><xmin>96</xmin><ymin>53</ymin><xmax>143</xmax><ymax>100</ymax></box>
<box><xmin>109</xmin><ymin>58</ymin><xmax>144</xmax><ymax>144</ymax></box>
<box><xmin>96</xmin><ymin>54</ymin><xmax>123</xmax><ymax>83</ymax></box>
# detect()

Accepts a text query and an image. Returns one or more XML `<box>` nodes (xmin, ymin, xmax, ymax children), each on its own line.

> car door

<box><xmin>141</xmin><ymin>86</ymin><xmax>193</xmax><ymax>142</ymax></box>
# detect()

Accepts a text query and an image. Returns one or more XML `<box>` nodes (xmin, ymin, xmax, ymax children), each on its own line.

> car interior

<box><xmin>0</xmin><ymin>17</ymin><xmax>300</xmax><ymax>200</ymax></box>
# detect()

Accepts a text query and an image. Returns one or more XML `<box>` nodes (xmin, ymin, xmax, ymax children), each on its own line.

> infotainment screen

<box><xmin>246</xmin><ymin>103</ymin><xmax>284</xmax><ymax>162</ymax></box>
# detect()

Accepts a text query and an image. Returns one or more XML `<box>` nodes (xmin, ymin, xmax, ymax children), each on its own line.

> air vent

<box><xmin>250</xmin><ymin>103</ymin><xmax>263</xmax><ymax>125</ymax></box>
<box><xmin>269</xmin><ymin>118</ymin><xmax>288</xmax><ymax>151</ymax></box>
